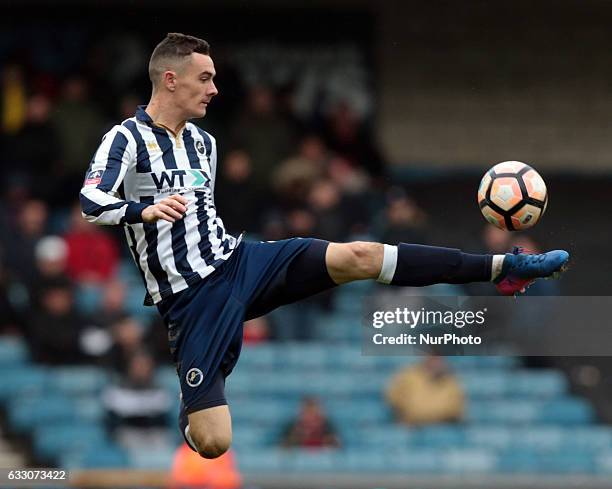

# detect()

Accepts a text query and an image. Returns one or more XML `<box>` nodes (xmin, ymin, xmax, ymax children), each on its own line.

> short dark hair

<box><xmin>149</xmin><ymin>33</ymin><xmax>210</xmax><ymax>87</ymax></box>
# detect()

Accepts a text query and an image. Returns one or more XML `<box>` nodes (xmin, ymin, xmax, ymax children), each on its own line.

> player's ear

<box><xmin>163</xmin><ymin>71</ymin><xmax>177</xmax><ymax>92</ymax></box>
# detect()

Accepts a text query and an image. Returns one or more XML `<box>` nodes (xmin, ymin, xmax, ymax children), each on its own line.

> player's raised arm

<box><xmin>79</xmin><ymin>126</ymin><xmax>188</xmax><ymax>225</ymax></box>
<box><xmin>79</xmin><ymin>125</ymin><xmax>149</xmax><ymax>225</ymax></box>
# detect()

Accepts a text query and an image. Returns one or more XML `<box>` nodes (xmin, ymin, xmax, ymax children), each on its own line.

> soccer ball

<box><xmin>478</xmin><ymin>161</ymin><xmax>548</xmax><ymax>231</ymax></box>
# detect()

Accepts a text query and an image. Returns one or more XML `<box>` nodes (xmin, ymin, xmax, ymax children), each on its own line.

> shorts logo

<box><xmin>186</xmin><ymin>368</ymin><xmax>204</xmax><ymax>387</ymax></box>
<box><xmin>195</xmin><ymin>140</ymin><xmax>205</xmax><ymax>154</ymax></box>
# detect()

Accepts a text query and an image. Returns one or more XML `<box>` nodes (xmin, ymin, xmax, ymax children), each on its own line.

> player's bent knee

<box><xmin>327</xmin><ymin>241</ymin><xmax>384</xmax><ymax>283</ymax></box>
<box><xmin>191</xmin><ymin>430</ymin><xmax>232</xmax><ymax>459</ymax></box>
<box><xmin>348</xmin><ymin>241</ymin><xmax>384</xmax><ymax>278</ymax></box>
<box><xmin>187</xmin><ymin>405</ymin><xmax>233</xmax><ymax>459</ymax></box>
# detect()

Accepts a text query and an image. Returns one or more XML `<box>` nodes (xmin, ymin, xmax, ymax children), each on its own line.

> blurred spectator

<box><xmin>102</xmin><ymin>349</ymin><xmax>172</xmax><ymax>449</ymax></box>
<box><xmin>0</xmin><ymin>199</ymin><xmax>48</xmax><ymax>288</ymax></box>
<box><xmin>385</xmin><ymin>355</ymin><xmax>465</xmax><ymax>426</ymax></box>
<box><xmin>51</xmin><ymin>76</ymin><xmax>106</xmax><ymax>199</ymax></box>
<box><xmin>327</xmin><ymin>157</ymin><xmax>372</xmax><ymax>236</ymax></box>
<box><xmin>285</xmin><ymin>208</ymin><xmax>317</xmax><ymax>239</ymax></box>
<box><xmin>1</xmin><ymin>65</ymin><xmax>27</xmax><ymax>134</ymax></box>
<box><xmin>281</xmin><ymin>397</ymin><xmax>340</xmax><ymax>449</ymax></box>
<box><xmin>1</xmin><ymin>93</ymin><xmax>61</xmax><ymax>202</ymax></box>
<box><xmin>260</xmin><ymin>210</ymin><xmax>287</xmax><ymax>242</ymax></box>
<box><xmin>79</xmin><ymin>279</ymin><xmax>129</xmax><ymax>360</ymax></box>
<box><xmin>0</xmin><ymin>259</ymin><xmax>21</xmax><ymax>335</ymax></box>
<box><xmin>118</xmin><ymin>93</ymin><xmax>141</xmax><ymax>121</ymax></box>
<box><xmin>307</xmin><ymin>179</ymin><xmax>349</xmax><ymax>242</ymax></box>
<box><xmin>103</xmin><ymin>349</ymin><xmax>171</xmax><ymax>428</ymax></box>
<box><xmin>378</xmin><ymin>188</ymin><xmax>429</xmax><ymax>245</ymax></box>
<box><xmin>231</xmin><ymin>85</ymin><xmax>296</xmax><ymax>190</ymax></box>
<box><xmin>215</xmin><ymin>150</ymin><xmax>262</xmax><ymax>234</ymax></box>
<box><xmin>322</xmin><ymin>101</ymin><xmax>385</xmax><ymax>178</ymax></box>
<box><xmin>272</xmin><ymin>134</ymin><xmax>328</xmax><ymax>205</ymax></box>
<box><xmin>483</xmin><ymin>225</ymin><xmax>513</xmax><ymax>254</ymax></box>
<box><xmin>34</xmin><ymin>235</ymin><xmax>68</xmax><ymax>280</ymax></box>
<box><xmin>98</xmin><ymin>279</ymin><xmax>130</xmax><ymax>326</ymax></box>
<box><xmin>328</xmin><ymin>156</ymin><xmax>370</xmax><ymax>195</ymax></box>
<box><xmin>102</xmin><ymin>315</ymin><xmax>146</xmax><ymax>373</ymax></box>
<box><xmin>24</xmin><ymin>275</ymin><xmax>86</xmax><ymax>364</ymax></box>
<box><xmin>170</xmin><ymin>444</ymin><xmax>242</xmax><ymax>489</ymax></box>
<box><xmin>63</xmin><ymin>202</ymin><xmax>120</xmax><ymax>284</ymax></box>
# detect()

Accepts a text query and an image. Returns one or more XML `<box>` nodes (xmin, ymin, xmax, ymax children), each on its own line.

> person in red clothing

<box><xmin>281</xmin><ymin>397</ymin><xmax>340</xmax><ymax>449</ymax></box>
<box><xmin>170</xmin><ymin>443</ymin><xmax>242</xmax><ymax>489</ymax></box>
<box><xmin>64</xmin><ymin>202</ymin><xmax>120</xmax><ymax>284</ymax></box>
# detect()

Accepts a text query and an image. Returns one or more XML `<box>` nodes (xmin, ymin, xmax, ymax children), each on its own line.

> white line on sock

<box><xmin>377</xmin><ymin>244</ymin><xmax>398</xmax><ymax>284</ymax></box>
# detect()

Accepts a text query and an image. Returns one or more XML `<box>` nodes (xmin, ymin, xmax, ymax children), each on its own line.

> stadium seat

<box><xmin>467</xmin><ymin>398</ymin><xmax>593</xmax><ymax>424</ymax></box>
<box><xmin>129</xmin><ymin>448</ymin><xmax>175</xmax><ymax>470</ymax></box>
<box><xmin>413</xmin><ymin>425</ymin><xmax>466</xmax><ymax>447</ymax></box>
<box><xmin>155</xmin><ymin>366</ymin><xmax>181</xmax><ymax>395</ymax></box>
<box><xmin>238</xmin><ymin>344</ymin><xmax>279</xmax><ymax>370</ymax></box>
<box><xmin>0</xmin><ymin>336</ymin><xmax>30</xmax><ymax>366</ymax></box>
<box><xmin>8</xmin><ymin>394</ymin><xmax>75</xmax><ymax>432</ymax></box>
<box><xmin>0</xmin><ymin>367</ymin><xmax>48</xmax><ymax>401</ymax></box>
<box><xmin>75</xmin><ymin>284</ymin><xmax>102</xmax><ymax>314</ymax></box>
<box><xmin>498</xmin><ymin>449</ymin><xmax>595</xmax><ymax>474</ymax></box>
<box><xmin>48</xmin><ymin>366</ymin><xmax>109</xmax><ymax>395</ymax></box>
<box><xmin>343</xmin><ymin>426</ymin><xmax>414</xmax><ymax>449</ymax></box>
<box><xmin>73</xmin><ymin>397</ymin><xmax>106</xmax><ymax>422</ymax></box>
<box><xmin>232</xmin><ymin>425</ymin><xmax>275</xmax><ymax>448</ymax></box>
<box><xmin>595</xmin><ymin>451</ymin><xmax>612</xmax><ymax>474</ymax></box>
<box><xmin>33</xmin><ymin>423</ymin><xmax>108</xmax><ymax>461</ymax></box>
<box><xmin>285</xmin><ymin>449</ymin><xmax>340</xmax><ymax>472</ymax></box>
<box><xmin>441</xmin><ymin>448</ymin><xmax>497</xmax><ymax>473</ymax></box>
<box><xmin>234</xmin><ymin>448</ymin><xmax>285</xmax><ymax>472</ymax></box>
<box><xmin>459</xmin><ymin>370</ymin><xmax>567</xmax><ymax>399</ymax></box>
<box><xmin>339</xmin><ymin>450</ymin><xmax>391</xmax><ymax>472</ymax></box>
<box><xmin>61</xmin><ymin>444</ymin><xmax>128</xmax><ymax>469</ymax></box>
<box><xmin>325</xmin><ymin>399</ymin><xmax>391</xmax><ymax>426</ymax></box>
<box><xmin>379</xmin><ymin>449</ymin><xmax>443</xmax><ymax>473</ymax></box>
<box><xmin>231</xmin><ymin>399</ymin><xmax>298</xmax><ymax>426</ymax></box>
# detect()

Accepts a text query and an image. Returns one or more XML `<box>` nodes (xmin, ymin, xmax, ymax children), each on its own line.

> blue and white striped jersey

<box><xmin>80</xmin><ymin>106</ymin><xmax>240</xmax><ymax>305</ymax></box>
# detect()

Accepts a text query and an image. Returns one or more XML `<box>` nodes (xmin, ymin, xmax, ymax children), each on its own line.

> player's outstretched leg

<box><xmin>325</xmin><ymin>241</ymin><xmax>569</xmax><ymax>294</ymax></box>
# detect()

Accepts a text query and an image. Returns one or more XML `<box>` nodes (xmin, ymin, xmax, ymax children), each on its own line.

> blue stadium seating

<box><xmin>0</xmin><ymin>337</ymin><xmax>30</xmax><ymax>366</ymax></box>
<box><xmin>8</xmin><ymin>394</ymin><xmax>76</xmax><ymax>432</ymax></box>
<box><xmin>48</xmin><ymin>366</ymin><xmax>109</xmax><ymax>395</ymax></box>
<box><xmin>0</xmin><ymin>366</ymin><xmax>47</xmax><ymax>400</ymax></box>
<box><xmin>33</xmin><ymin>423</ymin><xmax>109</xmax><ymax>461</ymax></box>
<box><xmin>60</xmin><ymin>444</ymin><xmax>128</xmax><ymax>469</ymax></box>
<box><xmin>1</xmin><ymin>333</ymin><xmax>609</xmax><ymax>475</ymax></box>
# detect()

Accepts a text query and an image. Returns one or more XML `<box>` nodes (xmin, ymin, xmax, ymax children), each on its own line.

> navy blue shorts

<box><xmin>157</xmin><ymin>237</ymin><xmax>334</xmax><ymax>415</ymax></box>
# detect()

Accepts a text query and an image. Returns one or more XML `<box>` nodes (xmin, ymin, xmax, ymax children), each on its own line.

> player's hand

<box><xmin>141</xmin><ymin>194</ymin><xmax>188</xmax><ymax>223</ymax></box>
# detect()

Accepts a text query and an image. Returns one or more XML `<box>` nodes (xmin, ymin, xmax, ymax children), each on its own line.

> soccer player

<box><xmin>80</xmin><ymin>33</ymin><xmax>569</xmax><ymax>459</ymax></box>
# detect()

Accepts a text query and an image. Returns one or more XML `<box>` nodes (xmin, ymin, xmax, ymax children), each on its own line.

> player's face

<box><xmin>174</xmin><ymin>53</ymin><xmax>218</xmax><ymax>119</ymax></box>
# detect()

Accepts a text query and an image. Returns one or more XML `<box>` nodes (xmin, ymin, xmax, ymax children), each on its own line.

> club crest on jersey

<box><xmin>186</xmin><ymin>368</ymin><xmax>204</xmax><ymax>387</ymax></box>
<box><xmin>84</xmin><ymin>170</ymin><xmax>104</xmax><ymax>186</ymax></box>
<box><xmin>151</xmin><ymin>170</ymin><xmax>208</xmax><ymax>190</ymax></box>
<box><xmin>195</xmin><ymin>140</ymin><xmax>205</xmax><ymax>154</ymax></box>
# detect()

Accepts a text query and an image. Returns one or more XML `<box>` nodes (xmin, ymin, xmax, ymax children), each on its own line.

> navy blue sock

<box><xmin>390</xmin><ymin>244</ymin><xmax>492</xmax><ymax>286</ymax></box>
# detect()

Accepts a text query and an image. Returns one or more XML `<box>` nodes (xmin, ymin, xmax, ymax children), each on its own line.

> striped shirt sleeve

<box><xmin>208</xmin><ymin>133</ymin><xmax>218</xmax><ymax>192</ymax></box>
<box><xmin>79</xmin><ymin>125</ymin><xmax>149</xmax><ymax>225</ymax></box>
